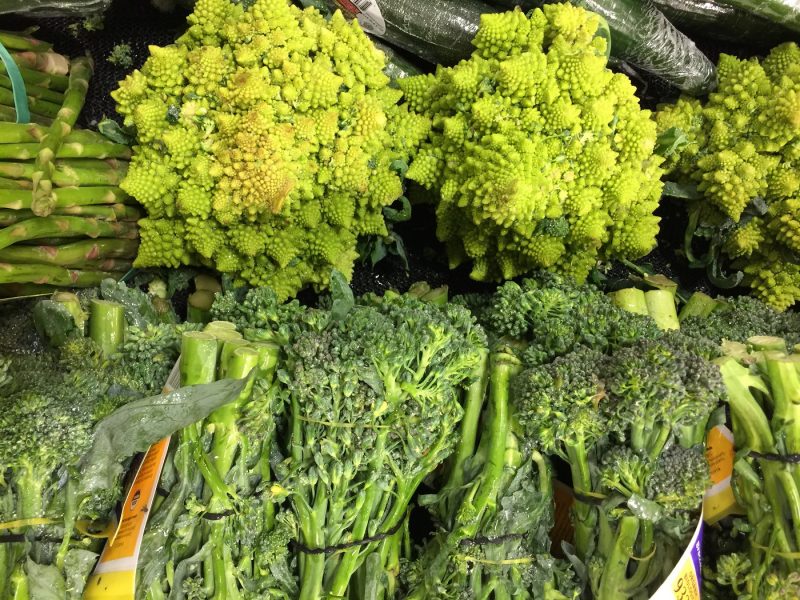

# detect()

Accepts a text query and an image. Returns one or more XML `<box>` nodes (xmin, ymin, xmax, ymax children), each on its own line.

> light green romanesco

<box><xmin>400</xmin><ymin>5</ymin><xmax>664</xmax><ymax>283</ymax></box>
<box><xmin>113</xmin><ymin>0</ymin><xmax>429</xmax><ymax>299</ymax></box>
<box><xmin>656</xmin><ymin>43</ymin><xmax>800</xmax><ymax>311</ymax></box>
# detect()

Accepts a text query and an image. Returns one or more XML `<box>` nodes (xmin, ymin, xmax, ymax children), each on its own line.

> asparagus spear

<box><xmin>0</xmin><ymin>74</ymin><xmax>63</xmax><ymax>103</ymax></box>
<box><xmin>0</xmin><ymin>88</ymin><xmax>61</xmax><ymax>118</ymax></box>
<box><xmin>0</xmin><ymin>282</ymin><xmax>55</xmax><ymax>297</ymax></box>
<box><xmin>0</xmin><ymin>159</ymin><xmax>127</xmax><ymax>186</ymax></box>
<box><xmin>0</xmin><ymin>204</ymin><xmax>141</xmax><ymax>225</ymax></box>
<box><xmin>32</xmin><ymin>55</ymin><xmax>93</xmax><ymax>216</ymax></box>
<box><xmin>0</xmin><ymin>141</ymin><xmax>130</xmax><ymax>160</ymax></box>
<box><xmin>0</xmin><ymin>177</ymin><xmax>31</xmax><ymax>189</ymax></box>
<box><xmin>13</xmin><ymin>51</ymin><xmax>69</xmax><ymax>76</ymax></box>
<box><xmin>0</xmin><ymin>263</ymin><xmax>111</xmax><ymax>287</ymax></box>
<box><xmin>0</xmin><ymin>186</ymin><xmax>131</xmax><ymax>210</ymax></box>
<box><xmin>0</xmin><ymin>105</ymin><xmax>51</xmax><ymax>125</ymax></box>
<box><xmin>0</xmin><ymin>238</ymin><xmax>138</xmax><ymax>268</ymax></box>
<box><xmin>0</xmin><ymin>62</ymin><xmax>68</xmax><ymax>91</ymax></box>
<box><xmin>0</xmin><ymin>216</ymin><xmax>138</xmax><ymax>250</ymax></box>
<box><xmin>0</xmin><ymin>31</ymin><xmax>53</xmax><ymax>53</ymax></box>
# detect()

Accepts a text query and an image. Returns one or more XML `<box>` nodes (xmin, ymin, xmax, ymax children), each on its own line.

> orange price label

<box><xmin>703</xmin><ymin>425</ymin><xmax>742</xmax><ymax>524</ymax></box>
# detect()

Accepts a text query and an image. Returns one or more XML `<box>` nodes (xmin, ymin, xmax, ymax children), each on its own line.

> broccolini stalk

<box><xmin>89</xmin><ymin>298</ymin><xmax>125</xmax><ymax>357</ymax></box>
<box><xmin>679</xmin><ymin>291</ymin><xmax>723</xmax><ymax>320</ymax></box>
<box><xmin>610</xmin><ymin>287</ymin><xmax>649</xmax><ymax>315</ymax></box>
<box><xmin>31</xmin><ymin>55</ymin><xmax>92</xmax><ymax>217</ymax></box>
<box><xmin>644</xmin><ymin>289</ymin><xmax>680</xmax><ymax>331</ymax></box>
<box><xmin>52</xmin><ymin>290</ymin><xmax>85</xmax><ymax>329</ymax></box>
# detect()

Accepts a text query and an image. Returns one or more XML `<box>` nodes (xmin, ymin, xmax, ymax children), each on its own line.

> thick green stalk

<box><xmin>0</xmin><ymin>204</ymin><xmax>140</xmax><ymax>225</ymax></box>
<box><xmin>89</xmin><ymin>298</ymin><xmax>125</xmax><ymax>356</ymax></box>
<box><xmin>0</xmin><ymin>239</ymin><xmax>138</xmax><ymax>268</ymax></box>
<box><xmin>0</xmin><ymin>141</ymin><xmax>130</xmax><ymax>160</ymax></box>
<box><xmin>180</xmin><ymin>331</ymin><xmax>219</xmax><ymax>387</ymax></box>
<box><xmin>0</xmin><ymin>32</ymin><xmax>52</xmax><ymax>53</ymax></box>
<box><xmin>0</xmin><ymin>62</ymin><xmax>68</xmax><ymax>91</ymax></box>
<box><xmin>0</xmin><ymin>186</ymin><xmax>131</xmax><ymax>209</ymax></box>
<box><xmin>0</xmin><ymin>159</ymin><xmax>127</xmax><ymax>187</ymax></box>
<box><xmin>31</xmin><ymin>55</ymin><xmax>92</xmax><ymax>217</ymax></box>
<box><xmin>566</xmin><ymin>439</ymin><xmax>595</xmax><ymax>560</ymax></box>
<box><xmin>0</xmin><ymin>216</ymin><xmax>138</xmax><ymax>250</ymax></box>
<box><xmin>597</xmin><ymin>516</ymin><xmax>640</xmax><ymax>600</ymax></box>
<box><xmin>679</xmin><ymin>291</ymin><xmax>722</xmax><ymax>320</ymax></box>
<box><xmin>0</xmin><ymin>74</ymin><xmax>63</xmax><ymax>103</ymax></box>
<box><xmin>718</xmin><ymin>358</ymin><xmax>775</xmax><ymax>451</ymax></box>
<box><xmin>12</xmin><ymin>51</ymin><xmax>69</xmax><ymax>76</ymax></box>
<box><xmin>0</xmin><ymin>177</ymin><xmax>31</xmax><ymax>190</ymax></box>
<box><xmin>763</xmin><ymin>354</ymin><xmax>800</xmax><ymax>451</ymax></box>
<box><xmin>439</xmin><ymin>349</ymin><xmax>490</xmax><ymax>516</ymax></box>
<box><xmin>610</xmin><ymin>287</ymin><xmax>648</xmax><ymax>315</ymax></box>
<box><xmin>0</xmin><ymin>105</ymin><xmax>52</xmax><ymax>125</ymax></box>
<box><xmin>0</xmin><ymin>263</ymin><xmax>111</xmax><ymax>286</ymax></box>
<box><xmin>644</xmin><ymin>289</ymin><xmax>680</xmax><ymax>331</ymax></box>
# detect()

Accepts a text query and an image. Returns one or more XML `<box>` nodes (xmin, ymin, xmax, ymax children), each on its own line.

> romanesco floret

<box><xmin>400</xmin><ymin>5</ymin><xmax>664</xmax><ymax>283</ymax></box>
<box><xmin>656</xmin><ymin>43</ymin><xmax>800</xmax><ymax>311</ymax></box>
<box><xmin>114</xmin><ymin>0</ymin><xmax>429</xmax><ymax>299</ymax></box>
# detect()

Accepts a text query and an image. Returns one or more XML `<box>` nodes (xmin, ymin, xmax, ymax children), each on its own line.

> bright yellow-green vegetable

<box><xmin>656</xmin><ymin>43</ymin><xmax>800</xmax><ymax>311</ymax></box>
<box><xmin>400</xmin><ymin>5</ymin><xmax>664</xmax><ymax>283</ymax></box>
<box><xmin>113</xmin><ymin>0</ymin><xmax>429</xmax><ymax>299</ymax></box>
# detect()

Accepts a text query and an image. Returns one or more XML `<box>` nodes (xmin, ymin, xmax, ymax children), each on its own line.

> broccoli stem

<box><xmin>644</xmin><ymin>289</ymin><xmax>680</xmax><ymax>331</ymax></box>
<box><xmin>89</xmin><ymin>299</ymin><xmax>125</xmax><ymax>357</ymax></box>
<box><xmin>0</xmin><ymin>216</ymin><xmax>138</xmax><ymax>250</ymax></box>
<box><xmin>597</xmin><ymin>515</ymin><xmax>640</xmax><ymax>600</ymax></box>
<box><xmin>610</xmin><ymin>287</ymin><xmax>648</xmax><ymax>315</ymax></box>
<box><xmin>0</xmin><ymin>186</ymin><xmax>132</xmax><ymax>210</ymax></box>
<box><xmin>187</xmin><ymin>290</ymin><xmax>215</xmax><ymax>324</ymax></box>
<box><xmin>180</xmin><ymin>331</ymin><xmax>219</xmax><ymax>387</ymax></box>
<box><xmin>565</xmin><ymin>439</ymin><xmax>595</xmax><ymax>560</ymax></box>
<box><xmin>440</xmin><ymin>349</ymin><xmax>489</xmax><ymax>513</ymax></box>
<box><xmin>31</xmin><ymin>56</ymin><xmax>92</xmax><ymax>216</ymax></box>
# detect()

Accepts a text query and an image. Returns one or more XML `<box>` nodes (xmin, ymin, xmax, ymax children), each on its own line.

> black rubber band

<box><xmin>201</xmin><ymin>509</ymin><xmax>235</xmax><ymax>521</ymax></box>
<box><xmin>749</xmin><ymin>451</ymin><xmax>800</xmax><ymax>464</ymax></box>
<box><xmin>0</xmin><ymin>534</ymin><xmax>24</xmax><ymax>544</ymax></box>
<box><xmin>293</xmin><ymin>518</ymin><xmax>405</xmax><ymax>555</ymax></box>
<box><xmin>572</xmin><ymin>490</ymin><xmax>606</xmax><ymax>506</ymax></box>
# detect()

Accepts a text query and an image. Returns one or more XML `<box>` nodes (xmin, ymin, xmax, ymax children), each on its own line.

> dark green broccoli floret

<box><xmin>647</xmin><ymin>444</ymin><xmax>709</xmax><ymax>512</ymax></box>
<box><xmin>209</xmin><ymin>287</ymin><xmax>304</xmax><ymax>342</ymax></box>
<box><xmin>474</xmin><ymin>274</ymin><xmax>662</xmax><ymax>365</ymax></box>
<box><xmin>681</xmin><ymin>296</ymin><xmax>800</xmax><ymax>346</ymax></box>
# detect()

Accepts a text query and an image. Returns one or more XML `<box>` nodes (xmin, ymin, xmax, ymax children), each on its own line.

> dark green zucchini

<box><xmin>717</xmin><ymin>0</ymin><xmax>800</xmax><ymax>33</ymax></box>
<box><xmin>652</xmin><ymin>0</ymin><xmax>797</xmax><ymax>43</ymax></box>
<box><xmin>485</xmin><ymin>0</ymin><xmax>716</xmax><ymax>94</ymax></box>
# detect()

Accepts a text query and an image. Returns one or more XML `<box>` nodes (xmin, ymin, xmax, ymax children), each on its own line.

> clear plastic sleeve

<box><xmin>718</xmin><ymin>0</ymin><xmax>800</xmax><ymax>33</ymax></box>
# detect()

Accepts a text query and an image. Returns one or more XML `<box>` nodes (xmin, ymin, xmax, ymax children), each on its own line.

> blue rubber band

<box><xmin>0</xmin><ymin>41</ymin><xmax>30</xmax><ymax>123</ymax></box>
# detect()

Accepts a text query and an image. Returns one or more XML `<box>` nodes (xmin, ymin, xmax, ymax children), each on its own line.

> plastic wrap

<box><xmin>652</xmin><ymin>0</ymin><xmax>796</xmax><ymax>43</ymax></box>
<box><xmin>319</xmin><ymin>0</ymin><xmax>500</xmax><ymax>66</ymax></box>
<box><xmin>718</xmin><ymin>0</ymin><xmax>800</xmax><ymax>32</ymax></box>
<box><xmin>0</xmin><ymin>0</ymin><xmax>110</xmax><ymax>16</ymax></box>
<box><xmin>372</xmin><ymin>38</ymin><xmax>426</xmax><ymax>79</ymax></box>
<box><xmin>573</xmin><ymin>0</ymin><xmax>716</xmax><ymax>93</ymax></box>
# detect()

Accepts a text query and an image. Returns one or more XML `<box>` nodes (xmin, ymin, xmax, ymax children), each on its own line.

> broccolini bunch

<box><xmin>114</xmin><ymin>0</ymin><xmax>430</xmax><ymax>299</ymax></box>
<box><xmin>401</xmin><ymin>4</ymin><xmax>664</xmax><ymax>283</ymax></box>
<box><xmin>513</xmin><ymin>334</ymin><xmax>721</xmax><ymax>600</ymax></box>
<box><xmin>656</xmin><ymin>42</ymin><xmax>800</xmax><ymax>310</ymax></box>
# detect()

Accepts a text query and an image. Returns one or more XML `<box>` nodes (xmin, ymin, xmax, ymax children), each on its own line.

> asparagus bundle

<box><xmin>0</xmin><ymin>32</ymin><xmax>138</xmax><ymax>296</ymax></box>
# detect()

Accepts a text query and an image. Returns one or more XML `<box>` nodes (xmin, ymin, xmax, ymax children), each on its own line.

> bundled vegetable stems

<box><xmin>0</xmin><ymin>31</ymin><xmax>138</xmax><ymax>296</ymax></box>
<box><xmin>710</xmin><ymin>338</ymin><xmax>800</xmax><ymax>597</ymax></box>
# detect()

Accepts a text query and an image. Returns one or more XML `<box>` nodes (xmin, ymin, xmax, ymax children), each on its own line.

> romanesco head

<box><xmin>114</xmin><ymin>0</ymin><xmax>429</xmax><ymax>299</ymax></box>
<box><xmin>655</xmin><ymin>43</ymin><xmax>800</xmax><ymax>311</ymax></box>
<box><xmin>401</xmin><ymin>5</ymin><xmax>664</xmax><ymax>283</ymax></box>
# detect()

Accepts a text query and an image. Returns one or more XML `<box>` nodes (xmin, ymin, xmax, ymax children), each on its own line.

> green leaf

<box><xmin>655</xmin><ymin>127</ymin><xmax>691</xmax><ymax>158</ymax></box>
<box><xmin>390</xmin><ymin>158</ymin><xmax>409</xmax><ymax>178</ymax></box>
<box><xmin>27</xmin><ymin>559</ymin><xmax>66</xmax><ymax>600</ymax></box>
<box><xmin>77</xmin><ymin>377</ymin><xmax>249</xmax><ymax>504</ymax></box>
<box><xmin>329</xmin><ymin>269</ymin><xmax>355</xmax><ymax>322</ymax></box>
<box><xmin>383</xmin><ymin>196</ymin><xmax>412</xmax><ymax>223</ymax></box>
<box><xmin>627</xmin><ymin>493</ymin><xmax>665</xmax><ymax>523</ymax></box>
<box><xmin>663</xmin><ymin>180</ymin><xmax>701</xmax><ymax>200</ymax></box>
<box><xmin>370</xmin><ymin>238</ymin><xmax>387</xmax><ymax>266</ymax></box>
<box><xmin>97</xmin><ymin>118</ymin><xmax>132</xmax><ymax>145</ymax></box>
<box><xmin>64</xmin><ymin>549</ymin><xmax>99</xmax><ymax>599</ymax></box>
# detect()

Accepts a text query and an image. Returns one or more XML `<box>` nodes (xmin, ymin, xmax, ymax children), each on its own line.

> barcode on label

<box><xmin>353</xmin><ymin>0</ymin><xmax>373</xmax><ymax>10</ymax></box>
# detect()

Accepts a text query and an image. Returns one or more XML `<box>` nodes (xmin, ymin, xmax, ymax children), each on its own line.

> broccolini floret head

<box><xmin>475</xmin><ymin>274</ymin><xmax>661</xmax><ymax>365</ymax></box>
<box><xmin>115</xmin><ymin>0</ymin><xmax>430</xmax><ymax>299</ymax></box>
<box><xmin>402</xmin><ymin>4</ymin><xmax>664</xmax><ymax>283</ymax></box>
<box><xmin>656</xmin><ymin>43</ymin><xmax>800</xmax><ymax>310</ymax></box>
<box><xmin>646</xmin><ymin>444</ymin><xmax>709</xmax><ymax>512</ymax></box>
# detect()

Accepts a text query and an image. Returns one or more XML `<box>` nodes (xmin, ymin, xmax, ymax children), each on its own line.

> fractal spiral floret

<box><xmin>656</xmin><ymin>43</ymin><xmax>800</xmax><ymax>311</ymax></box>
<box><xmin>400</xmin><ymin>4</ymin><xmax>665</xmax><ymax>283</ymax></box>
<box><xmin>113</xmin><ymin>0</ymin><xmax>429</xmax><ymax>298</ymax></box>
